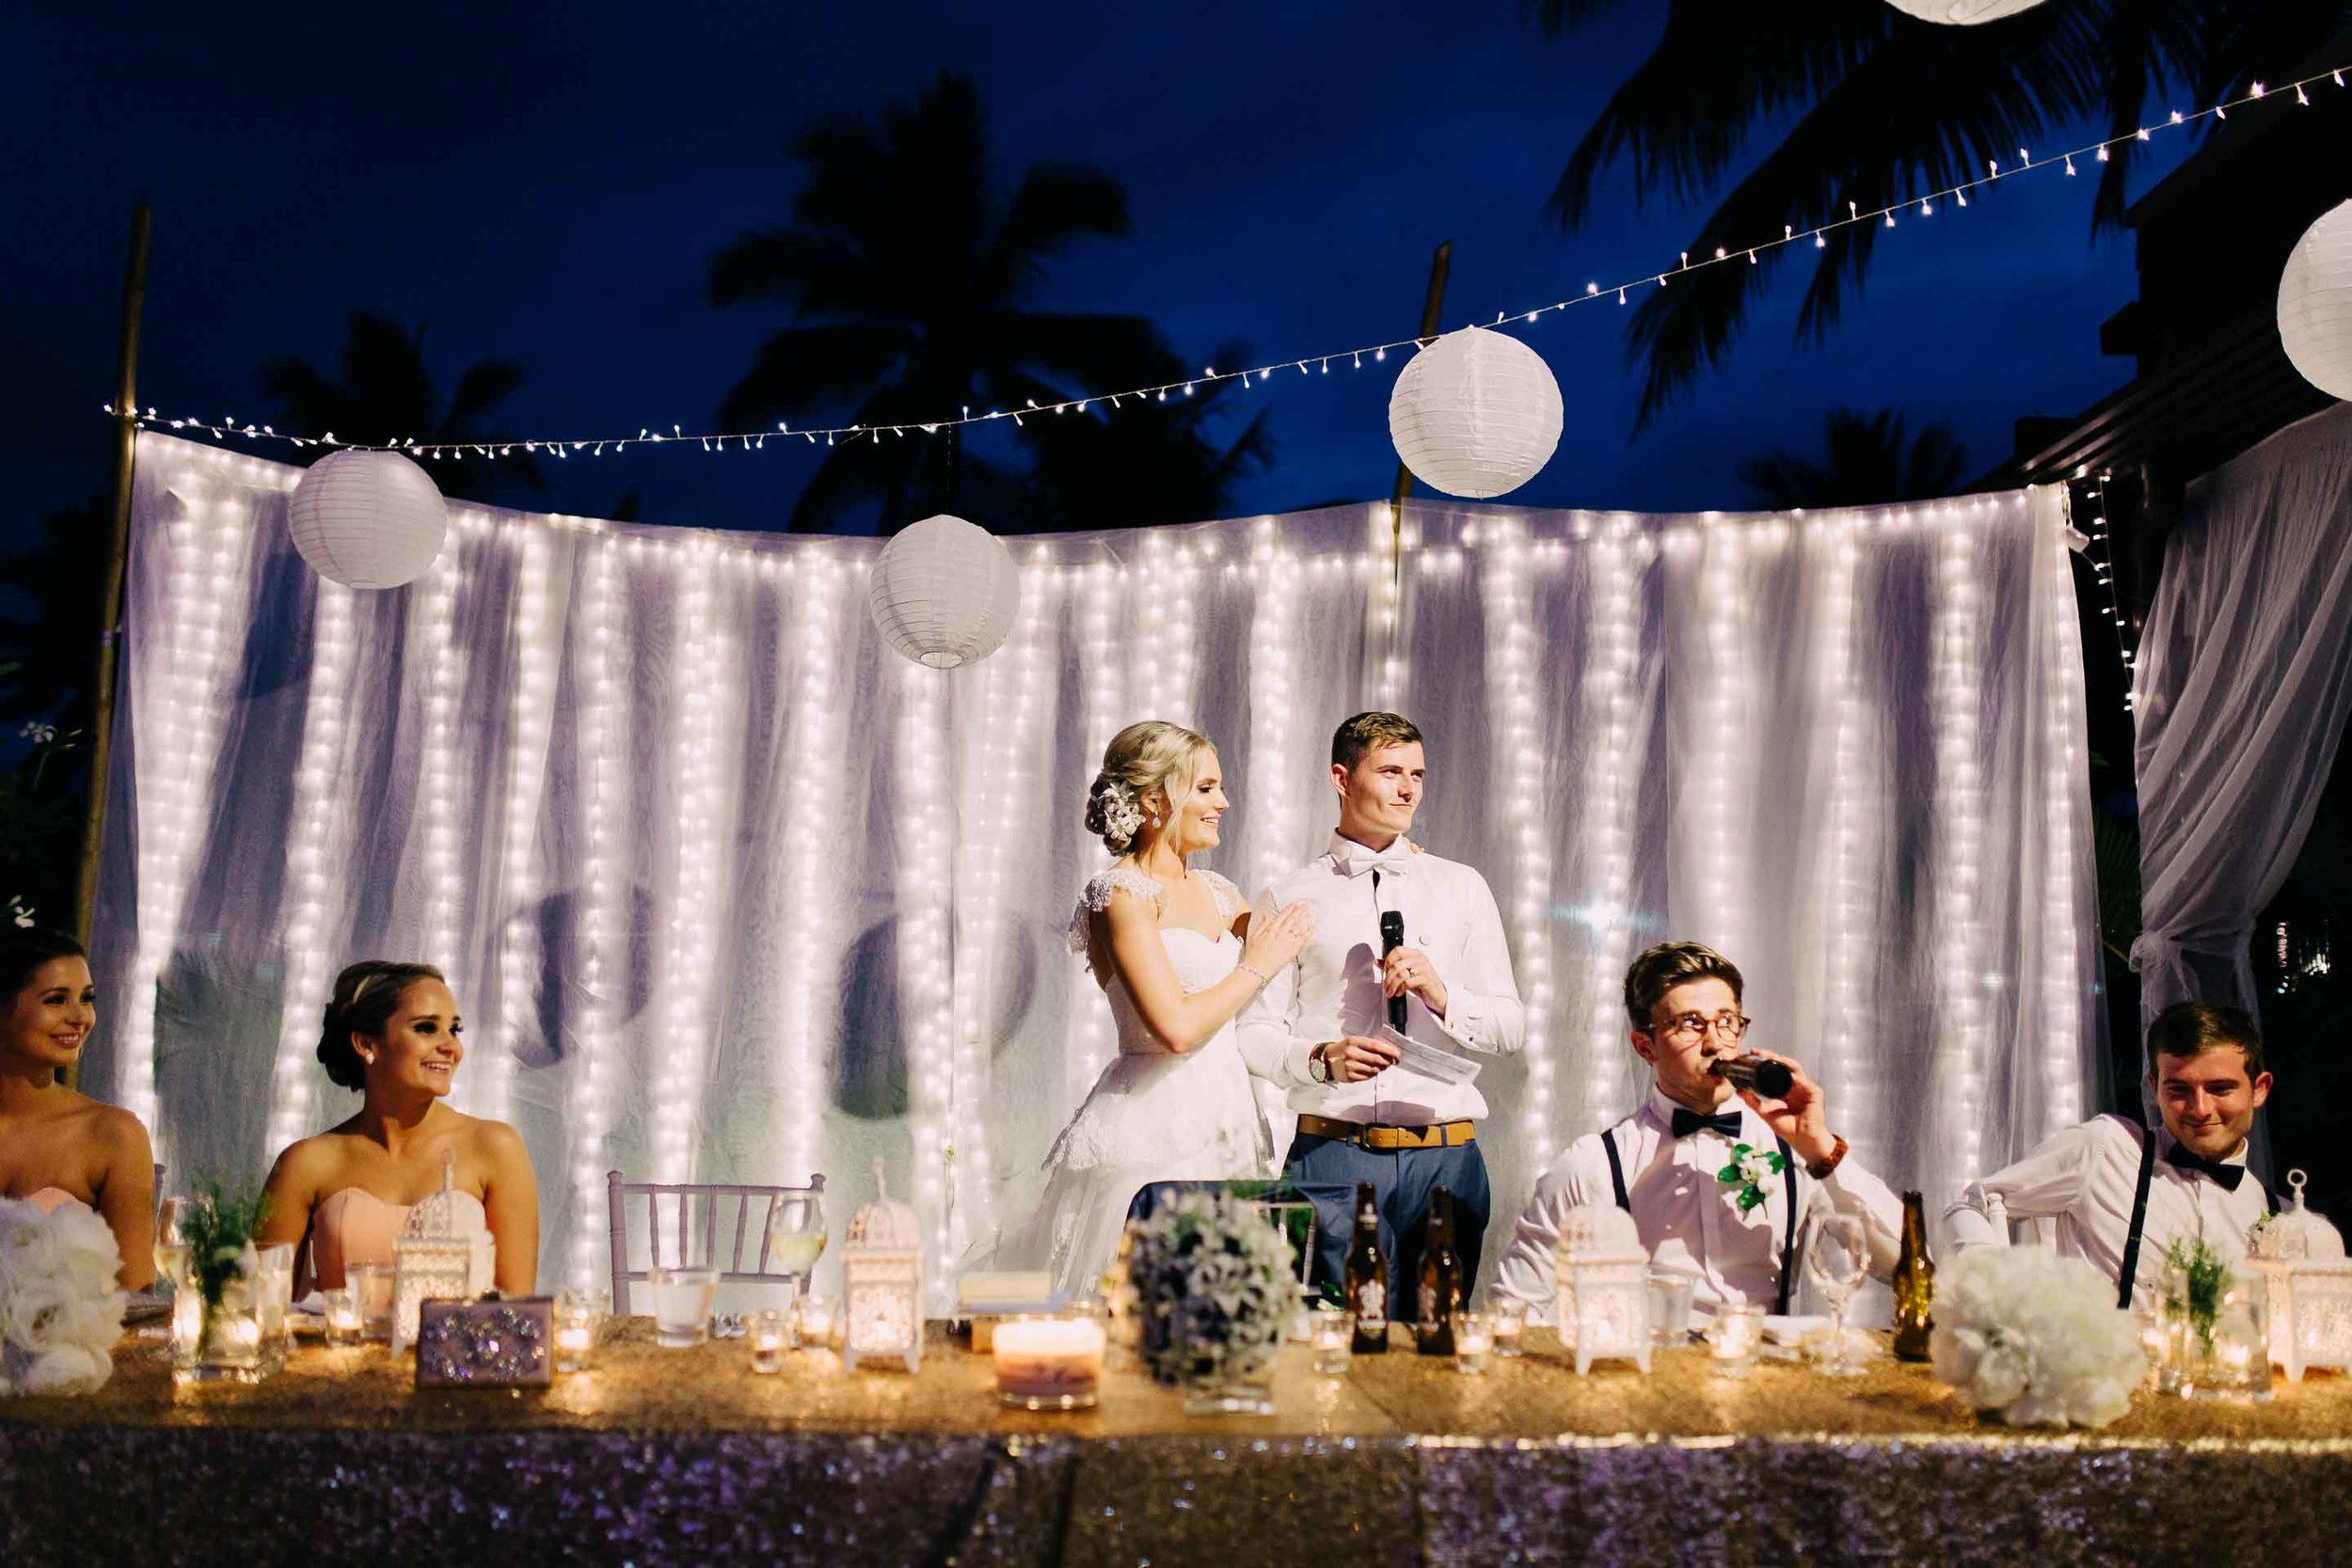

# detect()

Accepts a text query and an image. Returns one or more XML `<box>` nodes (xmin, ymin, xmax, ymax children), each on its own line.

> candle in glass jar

<box><xmin>750</xmin><ymin>1307</ymin><xmax>790</xmax><ymax>1374</ymax></box>
<box><xmin>323</xmin><ymin>1288</ymin><xmax>362</xmax><ymax>1346</ymax></box>
<box><xmin>1454</xmin><ymin>1311</ymin><xmax>1494</xmax><ymax>1374</ymax></box>
<box><xmin>1311</xmin><ymin>1310</ymin><xmax>1354</xmax><ymax>1375</ymax></box>
<box><xmin>1708</xmin><ymin>1304</ymin><xmax>1764</xmax><ymax>1378</ymax></box>
<box><xmin>797</xmin><ymin>1292</ymin><xmax>837</xmax><ymax>1349</ymax></box>
<box><xmin>993</xmin><ymin>1318</ymin><xmax>1105</xmax><ymax>1410</ymax></box>
<box><xmin>1489</xmin><ymin>1301</ymin><xmax>1526</xmax><ymax>1358</ymax></box>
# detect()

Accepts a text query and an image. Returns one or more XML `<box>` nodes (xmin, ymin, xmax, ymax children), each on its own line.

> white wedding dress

<box><xmin>984</xmin><ymin>865</ymin><xmax>1272</xmax><ymax>1299</ymax></box>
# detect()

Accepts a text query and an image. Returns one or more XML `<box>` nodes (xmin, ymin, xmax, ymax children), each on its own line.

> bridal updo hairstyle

<box><xmin>317</xmin><ymin>959</ymin><xmax>447</xmax><ymax>1090</ymax></box>
<box><xmin>1085</xmin><ymin>720</ymin><xmax>1214</xmax><ymax>854</ymax></box>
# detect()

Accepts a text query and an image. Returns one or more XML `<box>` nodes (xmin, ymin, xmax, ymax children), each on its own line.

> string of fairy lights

<box><xmin>105</xmin><ymin>63</ymin><xmax>2351</xmax><ymax>467</ymax></box>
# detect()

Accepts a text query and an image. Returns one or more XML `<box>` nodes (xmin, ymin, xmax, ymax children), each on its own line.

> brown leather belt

<box><xmin>1295</xmin><ymin>1113</ymin><xmax>1476</xmax><ymax>1151</ymax></box>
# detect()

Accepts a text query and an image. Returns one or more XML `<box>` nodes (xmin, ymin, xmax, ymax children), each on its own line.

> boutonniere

<box><xmin>1716</xmin><ymin>1143</ymin><xmax>1788</xmax><ymax>1212</ymax></box>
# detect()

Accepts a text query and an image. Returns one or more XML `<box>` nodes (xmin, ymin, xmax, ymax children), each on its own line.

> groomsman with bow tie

<box><xmin>1491</xmin><ymin>941</ymin><xmax>1900</xmax><ymax>1319</ymax></box>
<box><xmin>1236</xmin><ymin>712</ymin><xmax>1525</xmax><ymax>1305</ymax></box>
<box><xmin>1946</xmin><ymin>1000</ymin><xmax>2279</xmax><ymax>1307</ymax></box>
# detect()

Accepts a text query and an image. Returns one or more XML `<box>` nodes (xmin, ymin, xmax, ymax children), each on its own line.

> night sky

<box><xmin>5</xmin><ymin>2</ymin><xmax>2189</xmax><ymax>540</ymax></box>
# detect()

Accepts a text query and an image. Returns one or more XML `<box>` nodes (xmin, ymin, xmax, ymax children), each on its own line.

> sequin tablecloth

<box><xmin>4</xmin><ymin>1322</ymin><xmax>2348</xmax><ymax>1566</ymax></box>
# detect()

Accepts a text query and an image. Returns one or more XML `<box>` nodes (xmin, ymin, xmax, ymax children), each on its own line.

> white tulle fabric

<box><xmin>90</xmin><ymin>435</ymin><xmax>2102</xmax><ymax>1302</ymax></box>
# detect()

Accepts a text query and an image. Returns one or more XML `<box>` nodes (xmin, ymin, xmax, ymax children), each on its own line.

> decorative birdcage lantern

<box><xmin>2250</xmin><ymin>1170</ymin><xmax>2352</xmax><ymax>1385</ymax></box>
<box><xmin>1552</xmin><ymin>1202</ymin><xmax>1651</xmax><ymax>1375</ymax></box>
<box><xmin>841</xmin><ymin>1159</ymin><xmax>924</xmax><ymax>1372</ymax></box>
<box><xmin>391</xmin><ymin>1153</ymin><xmax>497</xmax><ymax>1355</ymax></box>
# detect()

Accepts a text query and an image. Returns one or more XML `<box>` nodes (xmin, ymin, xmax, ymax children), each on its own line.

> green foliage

<box><xmin>2160</xmin><ymin>1234</ymin><xmax>2230</xmax><ymax>1351</ymax></box>
<box><xmin>183</xmin><ymin>1180</ymin><xmax>271</xmax><ymax>1307</ymax></box>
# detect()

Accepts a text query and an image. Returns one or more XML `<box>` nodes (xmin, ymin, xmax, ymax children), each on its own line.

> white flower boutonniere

<box><xmin>1716</xmin><ymin>1143</ymin><xmax>1788</xmax><ymax>1213</ymax></box>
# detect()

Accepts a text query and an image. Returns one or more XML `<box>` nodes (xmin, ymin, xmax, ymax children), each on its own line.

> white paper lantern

<box><xmin>2280</xmin><ymin>200</ymin><xmax>2352</xmax><ymax>402</ymax></box>
<box><xmin>1388</xmin><ymin>326</ymin><xmax>1563</xmax><ymax>499</ymax></box>
<box><xmin>285</xmin><ymin>449</ymin><xmax>450</xmax><ymax>590</ymax></box>
<box><xmin>867</xmin><ymin>513</ymin><xmax>1020</xmax><ymax>669</ymax></box>
<box><xmin>1883</xmin><ymin>0</ymin><xmax>2045</xmax><ymax>23</ymax></box>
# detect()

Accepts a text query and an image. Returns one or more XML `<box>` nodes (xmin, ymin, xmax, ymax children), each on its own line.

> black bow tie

<box><xmin>1671</xmin><ymin>1107</ymin><xmax>1744</xmax><ymax>1140</ymax></box>
<box><xmin>2166</xmin><ymin>1147</ymin><xmax>2248</xmax><ymax>1192</ymax></box>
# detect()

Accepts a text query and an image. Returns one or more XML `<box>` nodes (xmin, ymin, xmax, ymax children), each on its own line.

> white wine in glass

<box><xmin>767</xmin><ymin>1191</ymin><xmax>827</xmax><ymax>1282</ymax></box>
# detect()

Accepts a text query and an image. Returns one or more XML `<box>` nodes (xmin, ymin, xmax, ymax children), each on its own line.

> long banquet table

<box><xmin>4</xmin><ymin>1320</ymin><xmax>2348</xmax><ymax>1566</ymax></box>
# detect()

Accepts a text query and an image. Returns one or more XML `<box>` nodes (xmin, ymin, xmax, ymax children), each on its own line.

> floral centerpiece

<box><xmin>177</xmin><ymin>1181</ymin><xmax>271</xmax><ymax>1381</ymax></box>
<box><xmin>0</xmin><ymin>1196</ymin><xmax>127</xmax><ymax>1396</ymax></box>
<box><xmin>1128</xmin><ymin>1190</ymin><xmax>1295</xmax><ymax>1414</ymax></box>
<box><xmin>1930</xmin><ymin>1245</ymin><xmax>2143</xmax><ymax>1429</ymax></box>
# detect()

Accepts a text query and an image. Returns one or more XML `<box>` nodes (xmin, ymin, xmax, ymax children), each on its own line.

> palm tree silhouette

<box><xmin>1017</xmin><ymin>341</ymin><xmax>1275</xmax><ymax>530</ymax></box>
<box><xmin>1738</xmin><ymin>406</ymin><xmax>1968</xmax><ymax>509</ymax></box>
<box><xmin>709</xmin><ymin>71</ymin><xmax>1231</xmax><ymax>533</ymax></box>
<box><xmin>1529</xmin><ymin>0</ymin><xmax>2352</xmax><ymax>423</ymax></box>
<box><xmin>260</xmin><ymin>313</ymin><xmax>542</xmax><ymax>501</ymax></box>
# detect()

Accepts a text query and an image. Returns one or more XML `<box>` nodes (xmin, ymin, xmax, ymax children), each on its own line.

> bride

<box><xmin>995</xmin><ymin>720</ymin><xmax>1313</xmax><ymax>1298</ymax></box>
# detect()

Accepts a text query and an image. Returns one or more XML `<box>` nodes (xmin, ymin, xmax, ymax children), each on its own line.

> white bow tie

<box><xmin>1333</xmin><ymin>842</ymin><xmax>1416</xmax><ymax>879</ymax></box>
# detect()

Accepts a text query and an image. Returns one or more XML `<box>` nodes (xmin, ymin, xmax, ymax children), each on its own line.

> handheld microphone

<box><xmin>1380</xmin><ymin>911</ymin><xmax>1407</xmax><ymax>1031</ymax></box>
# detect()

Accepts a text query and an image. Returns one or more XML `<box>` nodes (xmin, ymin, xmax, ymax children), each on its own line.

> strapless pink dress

<box><xmin>24</xmin><ymin>1186</ymin><xmax>78</xmax><ymax>1213</ymax></box>
<box><xmin>310</xmin><ymin>1189</ymin><xmax>412</xmax><ymax>1289</ymax></box>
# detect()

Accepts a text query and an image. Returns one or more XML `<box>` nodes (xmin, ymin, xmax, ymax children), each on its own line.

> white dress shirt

<box><xmin>1492</xmin><ymin>1085</ymin><xmax>1903</xmax><ymax>1319</ymax></box>
<box><xmin>1945</xmin><ymin>1114</ymin><xmax>2275</xmax><ymax>1304</ymax></box>
<box><xmin>1235</xmin><ymin>832</ymin><xmax>1523</xmax><ymax>1125</ymax></box>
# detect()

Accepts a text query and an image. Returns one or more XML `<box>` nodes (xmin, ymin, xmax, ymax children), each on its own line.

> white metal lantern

<box><xmin>390</xmin><ymin>1154</ymin><xmax>497</xmax><ymax>1354</ymax></box>
<box><xmin>286</xmin><ymin>449</ymin><xmax>451</xmax><ymax>589</ymax></box>
<box><xmin>2280</xmin><ymin>200</ymin><xmax>2352</xmax><ymax>402</ymax></box>
<box><xmin>867</xmin><ymin>513</ymin><xmax>1020</xmax><ymax>669</ymax></box>
<box><xmin>1883</xmin><ymin>0</ymin><xmax>2045</xmax><ymax>23</ymax></box>
<box><xmin>2251</xmin><ymin>1169</ymin><xmax>2352</xmax><ymax>1384</ymax></box>
<box><xmin>1551</xmin><ymin>1202</ymin><xmax>1651</xmax><ymax>1375</ymax></box>
<box><xmin>841</xmin><ymin>1159</ymin><xmax>924</xmax><ymax>1372</ymax></box>
<box><xmin>1388</xmin><ymin>326</ymin><xmax>1563</xmax><ymax>499</ymax></box>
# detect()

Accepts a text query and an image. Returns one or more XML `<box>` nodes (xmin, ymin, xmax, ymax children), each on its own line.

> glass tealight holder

<box><xmin>1311</xmin><ymin>1308</ymin><xmax>1355</xmax><ymax>1376</ymax></box>
<box><xmin>554</xmin><ymin>1294</ymin><xmax>601</xmax><ymax>1372</ymax></box>
<box><xmin>1707</xmin><ymin>1303</ymin><xmax>1766</xmax><ymax>1379</ymax></box>
<box><xmin>346</xmin><ymin>1262</ymin><xmax>395</xmax><ymax>1340</ymax></box>
<box><xmin>251</xmin><ymin>1243</ymin><xmax>295</xmax><ymax>1373</ymax></box>
<box><xmin>2133</xmin><ymin>1301</ymin><xmax>2169</xmax><ymax>1393</ymax></box>
<box><xmin>322</xmin><ymin>1287</ymin><xmax>363</xmax><ymax>1347</ymax></box>
<box><xmin>1454</xmin><ymin>1311</ymin><xmax>1494</xmax><ymax>1375</ymax></box>
<box><xmin>750</xmin><ymin>1307</ymin><xmax>793</xmax><ymax>1373</ymax></box>
<box><xmin>1646</xmin><ymin>1269</ymin><xmax>1696</xmax><ymax>1347</ymax></box>
<box><xmin>796</xmin><ymin>1291</ymin><xmax>838</xmax><ymax>1350</ymax></box>
<box><xmin>649</xmin><ymin>1264</ymin><xmax>720</xmax><ymax>1349</ymax></box>
<box><xmin>993</xmin><ymin>1314</ymin><xmax>1104</xmax><ymax>1410</ymax></box>
<box><xmin>1488</xmin><ymin>1298</ymin><xmax>1526</xmax><ymax>1358</ymax></box>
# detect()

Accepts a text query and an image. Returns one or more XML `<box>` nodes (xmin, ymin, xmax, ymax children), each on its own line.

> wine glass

<box><xmin>152</xmin><ymin>1196</ymin><xmax>189</xmax><ymax>1296</ymax></box>
<box><xmin>766</xmin><ymin>1188</ymin><xmax>827</xmax><ymax>1296</ymax></box>
<box><xmin>1804</xmin><ymin>1212</ymin><xmax>1869</xmax><ymax>1377</ymax></box>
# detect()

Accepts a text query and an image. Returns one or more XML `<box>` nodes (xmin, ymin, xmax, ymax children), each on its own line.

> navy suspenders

<box><xmin>2114</xmin><ymin>1120</ymin><xmax>2278</xmax><ymax>1311</ymax></box>
<box><xmin>1601</xmin><ymin>1124</ymin><xmax>1800</xmax><ymax>1313</ymax></box>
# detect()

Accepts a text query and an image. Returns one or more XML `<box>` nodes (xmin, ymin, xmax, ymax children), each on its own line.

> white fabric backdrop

<box><xmin>88</xmin><ymin>433</ymin><xmax>2103</xmax><ymax>1301</ymax></box>
<box><xmin>2133</xmin><ymin>403</ymin><xmax>2352</xmax><ymax>1039</ymax></box>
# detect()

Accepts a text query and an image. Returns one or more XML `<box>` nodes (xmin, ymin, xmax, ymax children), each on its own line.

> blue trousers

<box><xmin>1284</xmin><ymin>1132</ymin><xmax>1490</xmax><ymax>1311</ymax></box>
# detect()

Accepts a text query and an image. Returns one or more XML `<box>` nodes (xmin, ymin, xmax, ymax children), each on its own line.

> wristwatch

<box><xmin>1308</xmin><ymin>1042</ymin><xmax>1335</xmax><ymax>1085</ymax></box>
<box><xmin>1805</xmin><ymin>1133</ymin><xmax>1850</xmax><ymax>1181</ymax></box>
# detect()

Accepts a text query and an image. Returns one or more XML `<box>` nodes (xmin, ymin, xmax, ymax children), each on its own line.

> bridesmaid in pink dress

<box><xmin>260</xmin><ymin>960</ymin><xmax>539</xmax><ymax>1295</ymax></box>
<box><xmin>0</xmin><ymin>927</ymin><xmax>157</xmax><ymax>1289</ymax></box>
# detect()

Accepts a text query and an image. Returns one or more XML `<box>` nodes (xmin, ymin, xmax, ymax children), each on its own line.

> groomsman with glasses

<box><xmin>1947</xmin><ymin>1000</ymin><xmax>2279</xmax><ymax>1308</ymax></box>
<box><xmin>1491</xmin><ymin>941</ymin><xmax>1899</xmax><ymax>1319</ymax></box>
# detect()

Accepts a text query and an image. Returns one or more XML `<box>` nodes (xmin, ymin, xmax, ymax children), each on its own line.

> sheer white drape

<box><xmin>88</xmin><ymin>434</ymin><xmax>2101</xmax><ymax>1297</ymax></box>
<box><xmin>2133</xmin><ymin>404</ymin><xmax>2352</xmax><ymax>1036</ymax></box>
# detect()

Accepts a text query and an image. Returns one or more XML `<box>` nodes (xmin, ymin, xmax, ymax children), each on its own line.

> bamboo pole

<box><xmin>69</xmin><ymin>201</ymin><xmax>151</xmax><ymax>1066</ymax></box>
<box><xmin>1386</xmin><ymin>239</ymin><xmax>1453</xmax><ymax>562</ymax></box>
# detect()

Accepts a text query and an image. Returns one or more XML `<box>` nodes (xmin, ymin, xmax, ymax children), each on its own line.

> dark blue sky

<box><xmin>3</xmin><ymin>1</ymin><xmax>2185</xmax><ymax>537</ymax></box>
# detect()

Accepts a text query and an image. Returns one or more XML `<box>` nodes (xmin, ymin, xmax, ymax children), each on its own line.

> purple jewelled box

<box><xmin>414</xmin><ymin>1296</ymin><xmax>554</xmax><ymax>1387</ymax></box>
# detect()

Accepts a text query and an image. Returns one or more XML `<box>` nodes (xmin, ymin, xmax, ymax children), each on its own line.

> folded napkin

<box><xmin>1761</xmin><ymin>1314</ymin><xmax>1828</xmax><ymax>1345</ymax></box>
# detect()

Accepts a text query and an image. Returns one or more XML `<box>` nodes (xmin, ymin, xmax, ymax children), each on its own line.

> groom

<box><xmin>1237</xmin><ymin>712</ymin><xmax>1525</xmax><ymax>1307</ymax></box>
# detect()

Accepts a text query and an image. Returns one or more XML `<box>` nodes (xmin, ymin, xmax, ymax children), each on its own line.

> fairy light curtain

<box><xmin>88</xmin><ymin>433</ymin><xmax>2101</xmax><ymax>1299</ymax></box>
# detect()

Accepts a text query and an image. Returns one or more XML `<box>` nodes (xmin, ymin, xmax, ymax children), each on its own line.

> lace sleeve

<box><xmin>1196</xmin><ymin>868</ymin><xmax>1245</xmax><ymax>926</ymax></box>
<box><xmin>1065</xmin><ymin>867</ymin><xmax>1168</xmax><ymax>954</ymax></box>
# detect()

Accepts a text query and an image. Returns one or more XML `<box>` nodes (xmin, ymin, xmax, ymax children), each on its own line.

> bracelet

<box><xmin>1805</xmin><ymin>1133</ymin><xmax>1850</xmax><ymax>1181</ymax></box>
<box><xmin>1236</xmin><ymin>962</ymin><xmax>1272</xmax><ymax>987</ymax></box>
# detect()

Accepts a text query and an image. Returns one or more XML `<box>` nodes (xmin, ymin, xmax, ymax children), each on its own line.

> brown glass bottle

<box><xmin>1415</xmin><ymin>1186</ymin><xmax>1462</xmax><ymax>1356</ymax></box>
<box><xmin>1344</xmin><ymin>1183</ymin><xmax>1389</xmax><ymax>1354</ymax></box>
<box><xmin>1892</xmin><ymin>1189</ymin><xmax>1935</xmax><ymax>1361</ymax></box>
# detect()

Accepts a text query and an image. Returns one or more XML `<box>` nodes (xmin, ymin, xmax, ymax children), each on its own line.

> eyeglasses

<box><xmin>1654</xmin><ymin>1011</ymin><xmax>1752</xmax><ymax>1044</ymax></box>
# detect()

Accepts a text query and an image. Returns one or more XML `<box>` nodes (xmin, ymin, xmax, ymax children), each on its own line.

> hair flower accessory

<box><xmin>1098</xmin><ymin>779</ymin><xmax>1144</xmax><ymax>847</ymax></box>
<box><xmin>1717</xmin><ymin>1143</ymin><xmax>1788</xmax><ymax>1212</ymax></box>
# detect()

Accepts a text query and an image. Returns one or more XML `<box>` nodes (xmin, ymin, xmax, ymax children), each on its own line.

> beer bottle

<box><xmin>1415</xmin><ymin>1186</ymin><xmax>1462</xmax><ymax>1356</ymax></box>
<box><xmin>1344</xmin><ymin>1183</ymin><xmax>1389</xmax><ymax>1354</ymax></box>
<box><xmin>1892</xmin><ymin>1189</ymin><xmax>1935</xmax><ymax>1361</ymax></box>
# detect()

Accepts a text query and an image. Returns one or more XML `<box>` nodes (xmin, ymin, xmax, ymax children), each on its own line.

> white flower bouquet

<box><xmin>1931</xmin><ymin>1244</ymin><xmax>2143</xmax><ymax>1429</ymax></box>
<box><xmin>1128</xmin><ymin>1190</ymin><xmax>1295</xmax><ymax>1391</ymax></box>
<box><xmin>0</xmin><ymin>1196</ymin><xmax>127</xmax><ymax>1397</ymax></box>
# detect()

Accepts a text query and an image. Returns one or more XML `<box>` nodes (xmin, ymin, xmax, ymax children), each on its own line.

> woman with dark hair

<box><xmin>0</xmin><ymin>927</ymin><xmax>156</xmax><ymax>1289</ymax></box>
<box><xmin>259</xmin><ymin>960</ymin><xmax>538</xmax><ymax>1295</ymax></box>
